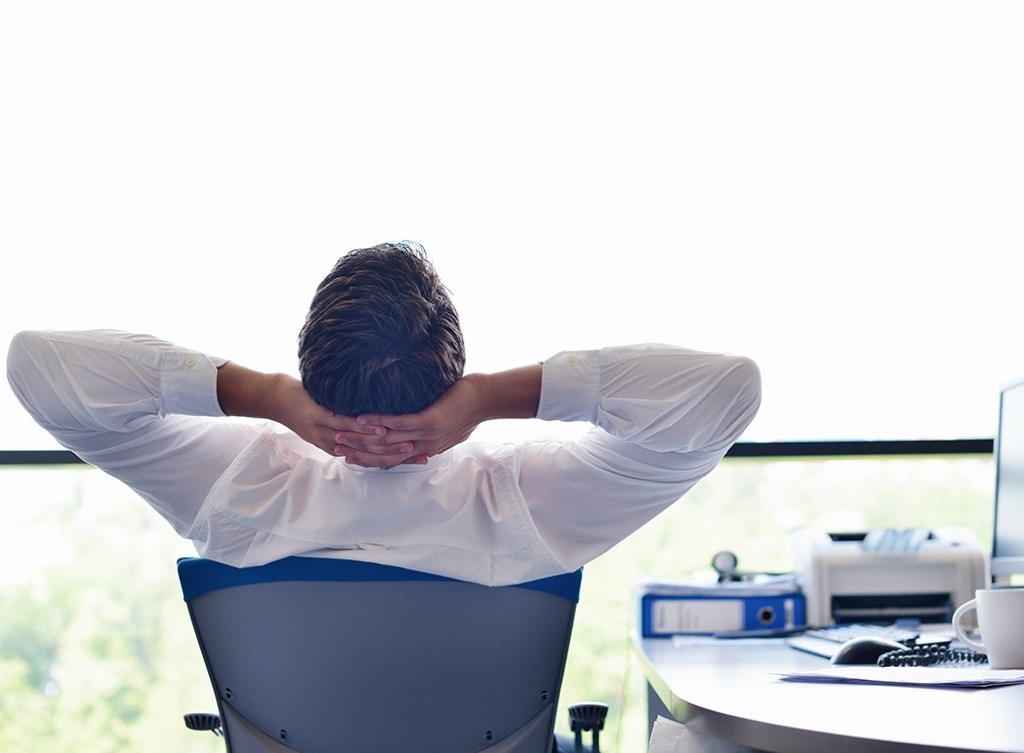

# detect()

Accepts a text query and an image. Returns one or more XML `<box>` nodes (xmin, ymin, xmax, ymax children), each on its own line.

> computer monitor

<box><xmin>990</xmin><ymin>376</ymin><xmax>1024</xmax><ymax>583</ymax></box>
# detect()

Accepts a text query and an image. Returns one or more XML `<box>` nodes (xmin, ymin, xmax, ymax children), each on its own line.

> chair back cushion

<box><xmin>178</xmin><ymin>557</ymin><xmax>581</xmax><ymax>753</ymax></box>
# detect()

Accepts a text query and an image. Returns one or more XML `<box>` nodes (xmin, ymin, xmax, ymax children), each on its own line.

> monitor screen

<box><xmin>991</xmin><ymin>377</ymin><xmax>1024</xmax><ymax>580</ymax></box>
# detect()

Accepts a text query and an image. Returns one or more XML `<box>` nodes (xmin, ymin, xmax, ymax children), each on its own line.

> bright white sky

<box><xmin>2</xmin><ymin>1</ymin><xmax>1022</xmax><ymax>449</ymax></box>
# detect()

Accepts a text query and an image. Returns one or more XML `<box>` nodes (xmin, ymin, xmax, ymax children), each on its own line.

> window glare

<box><xmin>2</xmin><ymin>2</ymin><xmax>1023</xmax><ymax>449</ymax></box>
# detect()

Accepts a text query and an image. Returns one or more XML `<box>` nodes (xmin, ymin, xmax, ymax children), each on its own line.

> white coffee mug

<box><xmin>952</xmin><ymin>588</ymin><xmax>1024</xmax><ymax>669</ymax></box>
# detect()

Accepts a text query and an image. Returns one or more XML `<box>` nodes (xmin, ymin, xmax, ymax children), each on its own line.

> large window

<box><xmin>2</xmin><ymin>2</ymin><xmax>1022</xmax><ymax>449</ymax></box>
<box><xmin>1</xmin><ymin>3</ymin><xmax>1021</xmax><ymax>752</ymax></box>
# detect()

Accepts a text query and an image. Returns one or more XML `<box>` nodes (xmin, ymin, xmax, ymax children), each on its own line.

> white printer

<box><xmin>792</xmin><ymin>527</ymin><xmax>988</xmax><ymax>627</ymax></box>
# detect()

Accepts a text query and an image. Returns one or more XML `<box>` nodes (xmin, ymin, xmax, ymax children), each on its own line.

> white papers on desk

<box><xmin>778</xmin><ymin>665</ymin><xmax>1024</xmax><ymax>689</ymax></box>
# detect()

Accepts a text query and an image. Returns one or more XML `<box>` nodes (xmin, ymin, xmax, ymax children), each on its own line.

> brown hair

<box><xmin>298</xmin><ymin>241</ymin><xmax>465</xmax><ymax>416</ymax></box>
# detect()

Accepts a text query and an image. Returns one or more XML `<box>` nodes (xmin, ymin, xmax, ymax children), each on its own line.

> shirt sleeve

<box><xmin>6</xmin><ymin>329</ymin><xmax>256</xmax><ymax>536</ymax></box>
<box><xmin>524</xmin><ymin>343</ymin><xmax>762</xmax><ymax>571</ymax></box>
<box><xmin>538</xmin><ymin>344</ymin><xmax>761</xmax><ymax>454</ymax></box>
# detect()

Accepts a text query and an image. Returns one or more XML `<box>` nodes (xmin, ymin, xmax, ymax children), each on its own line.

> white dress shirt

<box><xmin>7</xmin><ymin>330</ymin><xmax>761</xmax><ymax>585</ymax></box>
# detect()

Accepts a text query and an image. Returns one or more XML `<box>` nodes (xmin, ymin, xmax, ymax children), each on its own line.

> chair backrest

<box><xmin>178</xmin><ymin>556</ymin><xmax>582</xmax><ymax>753</ymax></box>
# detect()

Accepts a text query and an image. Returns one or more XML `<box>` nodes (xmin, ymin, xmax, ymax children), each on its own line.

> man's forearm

<box><xmin>216</xmin><ymin>362</ymin><xmax>287</xmax><ymax>420</ymax></box>
<box><xmin>472</xmin><ymin>364</ymin><xmax>543</xmax><ymax>422</ymax></box>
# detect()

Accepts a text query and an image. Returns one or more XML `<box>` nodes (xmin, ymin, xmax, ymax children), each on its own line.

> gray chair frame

<box><xmin>178</xmin><ymin>556</ymin><xmax>582</xmax><ymax>753</ymax></box>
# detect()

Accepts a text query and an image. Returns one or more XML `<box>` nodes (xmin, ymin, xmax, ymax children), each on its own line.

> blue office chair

<box><xmin>178</xmin><ymin>556</ymin><xmax>604</xmax><ymax>753</ymax></box>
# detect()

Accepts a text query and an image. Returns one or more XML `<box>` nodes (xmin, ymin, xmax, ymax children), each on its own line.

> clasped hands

<box><xmin>284</xmin><ymin>374</ymin><xmax>487</xmax><ymax>469</ymax></box>
<box><xmin>259</xmin><ymin>362</ymin><xmax>540</xmax><ymax>469</ymax></box>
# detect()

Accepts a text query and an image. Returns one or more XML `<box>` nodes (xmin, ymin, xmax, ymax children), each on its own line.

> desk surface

<box><xmin>634</xmin><ymin>633</ymin><xmax>1024</xmax><ymax>753</ymax></box>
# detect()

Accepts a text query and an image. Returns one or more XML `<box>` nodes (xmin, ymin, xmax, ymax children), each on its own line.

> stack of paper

<box><xmin>778</xmin><ymin>665</ymin><xmax>1024</xmax><ymax>689</ymax></box>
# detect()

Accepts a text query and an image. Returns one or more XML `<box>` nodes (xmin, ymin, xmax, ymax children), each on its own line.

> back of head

<box><xmin>298</xmin><ymin>241</ymin><xmax>465</xmax><ymax>416</ymax></box>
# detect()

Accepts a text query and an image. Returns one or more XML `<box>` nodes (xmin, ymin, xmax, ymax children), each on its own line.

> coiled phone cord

<box><xmin>877</xmin><ymin>645</ymin><xmax>987</xmax><ymax>667</ymax></box>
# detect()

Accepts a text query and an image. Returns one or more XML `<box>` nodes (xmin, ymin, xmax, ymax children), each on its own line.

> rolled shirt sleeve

<box><xmin>524</xmin><ymin>344</ymin><xmax>761</xmax><ymax>573</ymax></box>
<box><xmin>7</xmin><ymin>329</ymin><xmax>246</xmax><ymax>537</ymax></box>
<box><xmin>539</xmin><ymin>343</ymin><xmax>761</xmax><ymax>456</ymax></box>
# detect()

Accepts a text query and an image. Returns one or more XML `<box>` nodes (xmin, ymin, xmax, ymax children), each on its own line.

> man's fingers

<box><xmin>334</xmin><ymin>430</ymin><xmax>409</xmax><ymax>450</ymax></box>
<box><xmin>336</xmin><ymin>446</ymin><xmax>425</xmax><ymax>468</ymax></box>
<box><xmin>334</xmin><ymin>439</ymin><xmax>414</xmax><ymax>459</ymax></box>
<box><xmin>356</xmin><ymin>414</ymin><xmax>400</xmax><ymax>428</ymax></box>
<box><xmin>335</xmin><ymin>422</ymin><xmax>386</xmax><ymax>437</ymax></box>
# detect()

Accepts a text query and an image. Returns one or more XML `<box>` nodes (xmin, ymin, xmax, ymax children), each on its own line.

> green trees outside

<box><xmin>0</xmin><ymin>472</ymin><xmax>220</xmax><ymax>753</ymax></box>
<box><xmin>0</xmin><ymin>457</ymin><xmax>992</xmax><ymax>752</ymax></box>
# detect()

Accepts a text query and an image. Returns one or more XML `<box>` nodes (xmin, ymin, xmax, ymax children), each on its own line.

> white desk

<box><xmin>633</xmin><ymin>632</ymin><xmax>1024</xmax><ymax>753</ymax></box>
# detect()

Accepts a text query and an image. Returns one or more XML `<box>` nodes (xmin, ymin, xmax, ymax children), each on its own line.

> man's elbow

<box><xmin>658</xmin><ymin>354</ymin><xmax>763</xmax><ymax>455</ymax></box>
<box><xmin>712</xmin><ymin>355</ymin><xmax>762</xmax><ymax>446</ymax></box>
<box><xmin>731</xmin><ymin>355</ymin><xmax>762</xmax><ymax>413</ymax></box>
<box><xmin>6</xmin><ymin>330</ymin><xmax>40</xmax><ymax>399</ymax></box>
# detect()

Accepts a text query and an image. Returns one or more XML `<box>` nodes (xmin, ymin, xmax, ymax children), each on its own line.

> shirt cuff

<box><xmin>536</xmin><ymin>349</ymin><xmax>600</xmax><ymax>424</ymax></box>
<box><xmin>161</xmin><ymin>350</ymin><xmax>227</xmax><ymax>417</ymax></box>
